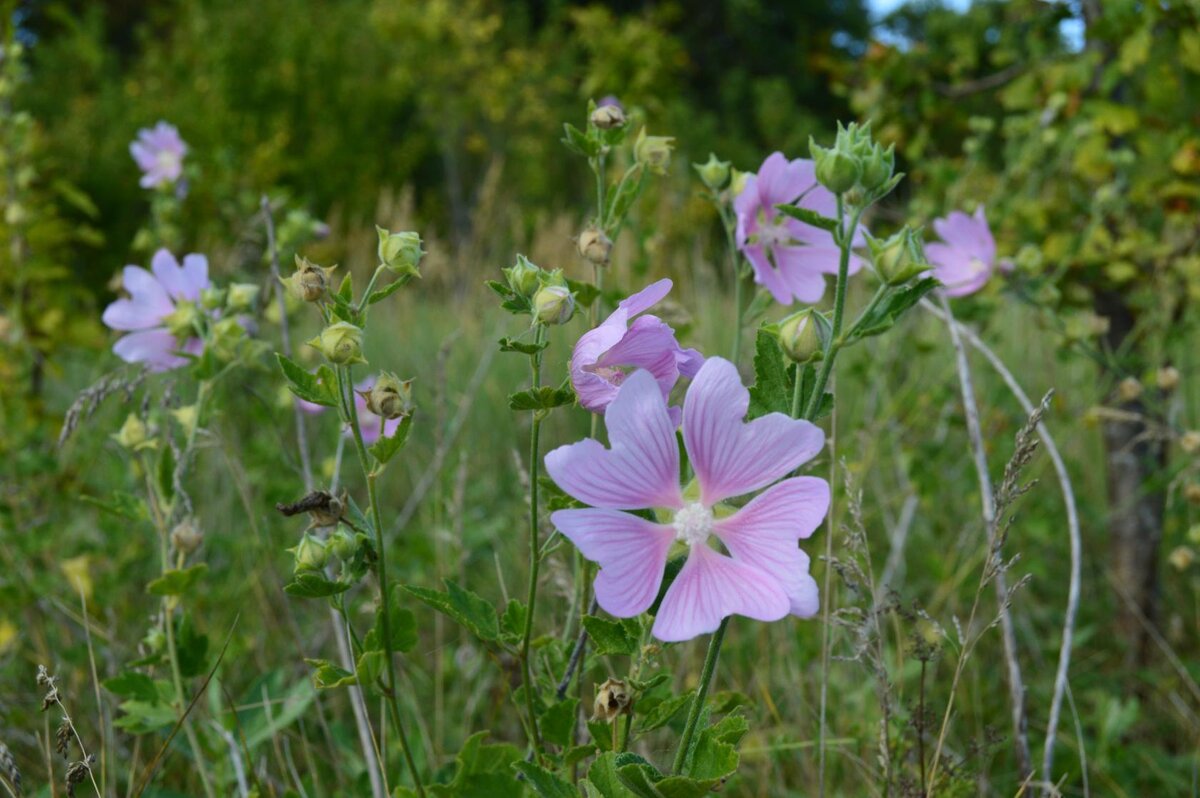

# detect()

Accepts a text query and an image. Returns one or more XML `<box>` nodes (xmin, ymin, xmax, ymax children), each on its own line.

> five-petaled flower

<box><xmin>546</xmin><ymin>357</ymin><xmax>829</xmax><ymax>642</ymax></box>
<box><xmin>570</xmin><ymin>278</ymin><xmax>703</xmax><ymax>426</ymax></box>
<box><xmin>130</xmin><ymin>122</ymin><xmax>188</xmax><ymax>190</ymax></box>
<box><xmin>735</xmin><ymin>152</ymin><xmax>866</xmax><ymax>305</ymax></box>
<box><xmin>102</xmin><ymin>249</ymin><xmax>210</xmax><ymax>372</ymax></box>
<box><xmin>924</xmin><ymin>206</ymin><xmax>1008</xmax><ymax>298</ymax></box>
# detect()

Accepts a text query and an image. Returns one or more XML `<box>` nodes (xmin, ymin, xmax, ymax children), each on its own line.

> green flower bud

<box><xmin>811</xmin><ymin>139</ymin><xmax>861</xmax><ymax>195</ymax></box>
<box><xmin>113</xmin><ymin>413</ymin><xmax>155</xmax><ymax>451</ymax></box>
<box><xmin>226</xmin><ymin>282</ymin><xmax>261</xmax><ymax>313</ymax></box>
<box><xmin>327</xmin><ymin>526</ymin><xmax>358</xmax><ymax>561</ymax></box>
<box><xmin>634</xmin><ymin>129</ymin><xmax>674</xmax><ymax>175</ymax></box>
<box><xmin>162</xmin><ymin>300</ymin><xmax>201</xmax><ymax>338</ymax></box>
<box><xmin>693</xmin><ymin>153</ymin><xmax>731</xmax><ymax>191</ymax></box>
<box><xmin>210</xmin><ymin>316</ymin><xmax>246</xmax><ymax>359</ymax></box>
<box><xmin>867</xmin><ymin>228</ymin><xmax>927</xmax><ymax>286</ymax></box>
<box><xmin>533</xmin><ymin>284</ymin><xmax>575</xmax><ymax>326</ymax></box>
<box><xmin>858</xmin><ymin>142</ymin><xmax>895</xmax><ymax>192</ymax></box>
<box><xmin>292</xmin><ymin>533</ymin><xmax>328</xmax><ymax>572</ymax></box>
<box><xmin>590</xmin><ymin>104</ymin><xmax>626</xmax><ymax>130</ymax></box>
<box><xmin>503</xmin><ymin>254</ymin><xmax>541</xmax><ymax>298</ymax></box>
<box><xmin>283</xmin><ymin>255</ymin><xmax>337</xmax><ymax>302</ymax></box>
<box><xmin>376</xmin><ymin>227</ymin><xmax>424</xmax><ymax>276</ymax></box>
<box><xmin>143</xmin><ymin>626</ymin><xmax>166</xmax><ymax>653</ymax></box>
<box><xmin>359</xmin><ymin>372</ymin><xmax>414</xmax><ymax>420</ymax></box>
<box><xmin>200</xmin><ymin>287</ymin><xmax>227</xmax><ymax>311</ymax></box>
<box><xmin>171</xmin><ymin>404</ymin><xmax>199</xmax><ymax>437</ymax></box>
<box><xmin>308</xmin><ymin>321</ymin><xmax>365</xmax><ymax>365</ymax></box>
<box><xmin>729</xmin><ymin>168</ymin><xmax>751</xmax><ymax>197</ymax></box>
<box><xmin>775</xmin><ymin>309</ymin><xmax>830</xmax><ymax>364</ymax></box>
<box><xmin>576</xmin><ymin>226</ymin><xmax>613</xmax><ymax>266</ymax></box>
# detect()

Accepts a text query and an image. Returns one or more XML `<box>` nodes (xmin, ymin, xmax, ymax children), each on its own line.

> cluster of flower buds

<box><xmin>358</xmin><ymin>372</ymin><xmax>415</xmax><ymax>420</ymax></box>
<box><xmin>772</xmin><ymin>308</ymin><xmax>831</xmax><ymax>364</ymax></box>
<box><xmin>865</xmin><ymin>227</ymin><xmax>929</xmax><ymax>286</ymax></box>
<box><xmin>634</xmin><ymin>128</ymin><xmax>674</xmax><ymax>175</ymax></box>
<box><xmin>376</xmin><ymin>226</ymin><xmax>424</xmax><ymax>276</ymax></box>
<box><xmin>502</xmin><ymin>256</ymin><xmax>577</xmax><ymax>326</ymax></box>
<box><xmin>283</xmin><ymin>255</ymin><xmax>338</xmax><ymax>303</ymax></box>
<box><xmin>809</xmin><ymin>121</ymin><xmax>895</xmax><ymax>197</ymax></box>
<box><xmin>308</xmin><ymin>320</ymin><xmax>365</xmax><ymax>365</ymax></box>
<box><xmin>291</xmin><ymin>524</ymin><xmax>361</xmax><ymax>573</ymax></box>
<box><xmin>693</xmin><ymin>153</ymin><xmax>732</xmax><ymax>192</ymax></box>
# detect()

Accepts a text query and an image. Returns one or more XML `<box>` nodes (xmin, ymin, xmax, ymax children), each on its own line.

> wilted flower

<box><xmin>283</xmin><ymin>256</ymin><xmax>337</xmax><ymax>303</ymax></box>
<box><xmin>130</xmin><ymin>122</ymin><xmax>187</xmax><ymax>189</ymax></box>
<box><xmin>592</xmin><ymin>678</ymin><xmax>632</xmax><ymax>722</ymax></box>
<box><xmin>308</xmin><ymin>321</ymin><xmax>364</xmax><ymax>365</ymax></box>
<box><xmin>1117</xmin><ymin>376</ymin><xmax>1142</xmax><ymax>403</ymax></box>
<box><xmin>354</xmin><ymin>378</ymin><xmax>404</xmax><ymax>445</ymax></box>
<box><xmin>358</xmin><ymin>372</ymin><xmax>414</xmax><ymax>420</ymax></box>
<box><xmin>925</xmin><ymin>207</ymin><xmax>1008</xmax><ymax>298</ymax></box>
<box><xmin>102</xmin><ymin>249</ymin><xmax>210</xmax><ymax>371</ymax></box>
<box><xmin>546</xmin><ymin>359</ymin><xmax>828</xmax><ymax>642</ymax></box>
<box><xmin>576</xmin><ymin>226</ymin><xmax>613</xmax><ymax>266</ymax></box>
<box><xmin>170</xmin><ymin>518</ymin><xmax>203</xmax><ymax>554</ymax></box>
<box><xmin>1181</xmin><ymin>430</ymin><xmax>1200</xmax><ymax>454</ymax></box>
<box><xmin>590</xmin><ymin>103</ymin><xmax>626</xmax><ymax>130</ymax></box>
<box><xmin>570</xmin><ymin>279</ymin><xmax>703</xmax><ymax>425</ymax></box>
<box><xmin>1169</xmin><ymin>546</ymin><xmax>1195</xmax><ymax>571</ymax></box>
<box><xmin>735</xmin><ymin>152</ymin><xmax>866</xmax><ymax>305</ymax></box>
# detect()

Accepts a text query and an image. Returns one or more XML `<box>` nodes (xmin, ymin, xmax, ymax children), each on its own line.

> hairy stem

<box><xmin>519</xmin><ymin>324</ymin><xmax>548</xmax><ymax>754</ymax></box>
<box><xmin>671</xmin><ymin>617</ymin><xmax>728</xmax><ymax>775</ymax></box>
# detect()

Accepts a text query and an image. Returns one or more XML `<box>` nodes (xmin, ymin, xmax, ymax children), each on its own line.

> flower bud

<box><xmin>811</xmin><ymin>139</ymin><xmax>861</xmax><ymax>195</ymax></box>
<box><xmin>170</xmin><ymin>518</ymin><xmax>203</xmax><ymax>554</ymax></box>
<box><xmin>1169</xmin><ymin>545</ymin><xmax>1195</xmax><ymax>571</ymax></box>
<box><xmin>592</xmin><ymin>678</ymin><xmax>632</xmax><ymax>722</ymax></box>
<box><xmin>292</xmin><ymin>533</ymin><xmax>328</xmax><ymax>572</ymax></box>
<box><xmin>590</xmin><ymin>103</ymin><xmax>626</xmax><ymax>130</ymax></box>
<box><xmin>1157</xmin><ymin>366</ymin><xmax>1180</xmax><ymax>393</ymax></box>
<box><xmin>533</xmin><ymin>284</ymin><xmax>575</xmax><ymax>326</ymax></box>
<box><xmin>359</xmin><ymin>372</ymin><xmax>414</xmax><ymax>420</ymax></box>
<box><xmin>200</xmin><ymin>287</ymin><xmax>227</xmax><ymax>311</ymax></box>
<box><xmin>1117</xmin><ymin>377</ymin><xmax>1142</xmax><ymax>403</ymax></box>
<box><xmin>634</xmin><ymin>129</ymin><xmax>674</xmax><ymax>175</ymax></box>
<box><xmin>210</xmin><ymin>316</ymin><xmax>247</xmax><ymax>359</ymax></box>
<box><xmin>1181</xmin><ymin>430</ymin><xmax>1200</xmax><ymax>454</ymax></box>
<box><xmin>308</xmin><ymin>321</ymin><xmax>365</xmax><ymax>365</ymax></box>
<box><xmin>162</xmin><ymin>300</ymin><xmax>200</xmax><ymax>338</ymax></box>
<box><xmin>867</xmin><ymin>229</ymin><xmax>926</xmax><ymax>286</ymax></box>
<box><xmin>226</xmin><ymin>282</ymin><xmax>260</xmax><ymax>313</ymax></box>
<box><xmin>113</xmin><ymin>413</ymin><xmax>155</xmax><ymax>451</ymax></box>
<box><xmin>576</xmin><ymin>226</ymin><xmax>612</xmax><ymax>267</ymax></box>
<box><xmin>283</xmin><ymin>255</ymin><xmax>337</xmax><ymax>303</ymax></box>
<box><xmin>503</xmin><ymin>255</ymin><xmax>541</xmax><ymax>298</ymax></box>
<box><xmin>775</xmin><ymin>309</ymin><xmax>830</xmax><ymax>364</ymax></box>
<box><xmin>328</xmin><ymin>526</ymin><xmax>358</xmax><ymax>561</ymax></box>
<box><xmin>171</xmin><ymin>404</ymin><xmax>199</xmax><ymax>437</ymax></box>
<box><xmin>693</xmin><ymin>153</ymin><xmax>731</xmax><ymax>191</ymax></box>
<box><xmin>376</xmin><ymin>227</ymin><xmax>424</xmax><ymax>276</ymax></box>
<box><xmin>143</xmin><ymin>627</ymin><xmax>166</xmax><ymax>654</ymax></box>
<box><xmin>859</xmin><ymin>142</ymin><xmax>895</xmax><ymax>192</ymax></box>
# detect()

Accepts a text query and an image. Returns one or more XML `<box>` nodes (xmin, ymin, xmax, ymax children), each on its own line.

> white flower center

<box><xmin>673</xmin><ymin>502</ymin><xmax>714</xmax><ymax>546</ymax></box>
<box><xmin>156</xmin><ymin>150</ymin><xmax>180</xmax><ymax>172</ymax></box>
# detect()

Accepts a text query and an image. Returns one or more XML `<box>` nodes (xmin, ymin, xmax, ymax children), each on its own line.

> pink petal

<box><xmin>596</xmin><ymin>316</ymin><xmax>684</xmax><ymax>396</ymax></box>
<box><xmin>545</xmin><ymin>369</ymin><xmax>683</xmax><ymax>511</ymax></box>
<box><xmin>651</xmin><ymin>544</ymin><xmax>789</xmax><ymax>642</ymax></box>
<box><xmin>683</xmin><ymin>358</ymin><xmax>826</xmax><ymax>505</ymax></box>
<box><xmin>150</xmin><ymin>250</ymin><xmax>189</xmax><ymax>301</ymax></box>
<box><xmin>102</xmin><ymin>297</ymin><xmax>167</xmax><ymax>331</ymax></box>
<box><xmin>926</xmin><ymin>243</ymin><xmax>990</xmax><ymax>297</ymax></box>
<box><xmin>617</xmin><ymin>278</ymin><xmax>672</xmax><ymax>318</ymax></box>
<box><xmin>774</xmin><ymin>246</ymin><xmax>831</xmax><ymax>303</ymax></box>
<box><xmin>179</xmin><ymin>254</ymin><xmax>209</xmax><ymax>300</ymax></box>
<box><xmin>714</xmin><ymin>477</ymin><xmax>828</xmax><ymax>616</ymax></box>
<box><xmin>550</xmin><ymin>509</ymin><xmax>674</xmax><ymax>617</ymax></box>
<box><xmin>744</xmin><ymin>245</ymin><xmax>793</xmax><ymax>305</ymax></box>
<box><xmin>112</xmin><ymin>328</ymin><xmax>188</xmax><ymax>371</ymax></box>
<box><xmin>676</xmin><ymin>346</ymin><xmax>704</xmax><ymax>379</ymax></box>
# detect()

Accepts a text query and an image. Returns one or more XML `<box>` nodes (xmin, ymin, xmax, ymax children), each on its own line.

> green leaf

<box><xmin>103</xmin><ymin>671</ymin><xmax>158</xmax><ymax>702</ymax></box>
<box><xmin>498</xmin><ymin>336</ymin><xmax>548</xmax><ymax>355</ymax></box>
<box><xmin>540</xmin><ymin>697</ymin><xmax>580</xmax><ymax>748</ymax></box>
<box><xmin>155</xmin><ymin>443</ymin><xmax>176</xmax><ymax>505</ymax></box>
<box><xmin>276</xmin><ymin>354</ymin><xmax>339</xmax><ymax>407</ymax></box>
<box><xmin>509</xmin><ymin>386</ymin><xmax>575</xmax><ymax>412</ymax></box>
<box><xmin>403</xmin><ymin>580</ymin><xmax>499</xmax><ymax>644</ymax></box>
<box><xmin>356</xmin><ymin>649</ymin><xmax>385</xmax><ymax>685</ymax></box>
<box><xmin>368</xmin><ymin>415</ymin><xmax>414</xmax><ymax>465</ymax></box>
<box><xmin>305</xmin><ymin>658</ymin><xmax>357</xmax><ymax>689</ymax></box>
<box><xmin>846</xmin><ymin>277</ymin><xmax>939</xmax><ymax>343</ymax></box>
<box><xmin>81</xmin><ymin>491</ymin><xmax>147</xmax><ymax>521</ymax></box>
<box><xmin>113</xmin><ymin>699</ymin><xmax>177</xmax><ymax>734</ymax></box>
<box><xmin>747</xmin><ymin>327</ymin><xmax>795</xmax><ymax>419</ymax></box>
<box><xmin>499</xmin><ymin>599</ymin><xmax>527</xmax><ymax>645</ymax></box>
<box><xmin>676</xmin><ymin>712</ymin><xmax>746</xmax><ymax>785</ymax></box>
<box><xmin>372</xmin><ymin>587</ymin><xmax>418</xmax><ymax>652</ymax></box>
<box><xmin>584</xmin><ymin>752</ymin><xmax>639</xmax><ymax>797</ymax></box>
<box><xmin>242</xmin><ymin>679</ymin><xmax>317</xmax><ymax>750</ymax></box>
<box><xmin>284</xmin><ymin>571</ymin><xmax>352</xmax><ymax>598</ymax></box>
<box><xmin>566</xmin><ymin>278</ymin><xmax>601</xmax><ymax>309</ymax></box>
<box><xmin>605</xmin><ymin>166</ymin><xmax>645</xmax><ymax>229</ymax></box>
<box><xmin>417</xmin><ymin>731</ymin><xmax>522</xmax><ymax>797</ymax></box>
<box><xmin>336</xmin><ymin>273</ymin><xmax>354</xmax><ymax>302</ymax></box>
<box><xmin>775</xmin><ymin>203</ymin><xmax>839</xmax><ymax>232</ymax></box>
<box><xmin>174</xmin><ymin>613</ymin><xmax>209</xmax><ymax>678</ymax></box>
<box><xmin>582</xmin><ymin>615</ymin><xmax>641</xmax><ymax>656</ymax></box>
<box><xmin>367</xmin><ymin>277</ymin><xmax>407</xmax><ymax>305</ymax></box>
<box><xmin>146</xmin><ymin>563</ymin><xmax>208</xmax><ymax>596</ymax></box>
<box><xmin>512</xmin><ymin>761</ymin><xmax>576</xmax><ymax>798</ymax></box>
<box><xmin>636</xmin><ymin>690</ymin><xmax>693</xmax><ymax>734</ymax></box>
<box><xmin>563</xmin><ymin>122</ymin><xmax>598</xmax><ymax>158</ymax></box>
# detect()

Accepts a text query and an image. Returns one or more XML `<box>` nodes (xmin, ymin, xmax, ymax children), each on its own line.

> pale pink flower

<box><xmin>570</xmin><ymin>279</ymin><xmax>703</xmax><ymax>426</ymax></box>
<box><xmin>546</xmin><ymin>358</ymin><xmax>829</xmax><ymax>642</ymax></box>
<box><xmin>735</xmin><ymin>152</ymin><xmax>866</xmax><ymax>305</ymax></box>
<box><xmin>925</xmin><ymin>207</ymin><xmax>1009</xmax><ymax>297</ymax></box>
<box><xmin>101</xmin><ymin>249</ymin><xmax>209</xmax><ymax>372</ymax></box>
<box><xmin>130</xmin><ymin>122</ymin><xmax>188</xmax><ymax>189</ymax></box>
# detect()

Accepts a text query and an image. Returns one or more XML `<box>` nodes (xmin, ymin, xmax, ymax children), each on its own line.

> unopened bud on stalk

<box><xmin>634</xmin><ymin>129</ymin><xmax>674</xmax><ymax>175</ymax></box>
<box><xmin>592</xmin><ymin>678</ymin><xmax>632</xmax><ymax>722</ymax></box>
<box><xmin>200</xmin><ymin>287</ymin><xmax>226</xmax><ymax>311</ymax></box>
<box><xmin>693</xmin><ymin>153</ymin><xmax>731</xmax><ymax>191</ymax></box>
<box><xmin>226</xmin><ymin>283</ymin><xmax>260</xmax><ymax>313</ymax></box>
<box><xmin>328</xmin><ymin>526</ymin><xmax>358</xmax><ymax>561</ymax></box>
<box><xmin>162</xmin><ymin>300</ymin><xmax>200</xmax><ymax>338</ymax></box>
<box><xmin>376</xmin><ymin>227</ymin><xmax>424</xmax><ymax>276</ymax></box>
<box><xmin>283</xmin><ymin>256</ymin><xmax>337</xmax><ymax>302</ymax></box>
<box><xmin>533</xmin><ymin>284</ymin><xmax>575</xmax><ymax>326</ymax></box>
<box><xmin>590</xmin><ymin>104</ymin><xmax>626</xmax><ymax>130</ymax></box>
<box><xmin>858</xmin><ymin>142</ymin><xmax>895</xmax><ymax>191</ymax></box>
<box><xmin>308</xmin><ymin>321</ymin><xmax>365</xmax><ymax>365</ymax></box>
<box><xmin>503</xmin><ymin>255</ymin><xmax>541</xmax><ymax>298</ymax></box>
<box><xmin>1157</xmin><ymin>366</ymin><xmax>1180</xmax><ymax>392</ymax></box>
<box><xmin>775</xmin><ymin>309</ymin><xmax>830</xmax><ymax>364</ymax></box>
<box><xmin>113</xmin><ymin>413</ymin><xmax>155</xmax><ymax>451</ymax></box>
<box><xmin>170</xmin><ymin>517</ymin><xmax>203</xmax><ymax>554</ymax></box>
<box><xmin>867</xmin><ymin>229</ymin><xmax>926</xmax><ymax>286</ymax></box>
<box><xmin>811</xmin><ymin>139</ymin><xmax>861</xmax><ymax>195</ymax></box>
<box><xmin>292</xmin><ymin>533</ymin><xmax>328</xmax><ymax>572</ymax></box>
<box><xmin>576</xmin><ymin>226</ymin><xmax>613</xmax><ymax>266</ymax></box>
<box><xmin>359</xmin><ymin>372</ymin><xmax>414</xmax><ymax>420</ymax></box>
<box><xmin>171</xmin><ymin>404</ymin><xmax>199</xmax><ymax>437</ymax></box>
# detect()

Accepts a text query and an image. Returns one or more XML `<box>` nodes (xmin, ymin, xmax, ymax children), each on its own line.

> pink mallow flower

<box><xmin>570</xmin><ymin>279</ymin><xmax>703</xmax><ymax>426</ymax></box>
<box><xmin>735</xmin><ymin>152</ymin><xmax>866</xmax><ymax>305</ymax></box>
<box><xmin>102</xmin><ymin>249</ymin><xmax>209</xmax><ymax>372</ymax></box>
<box><xmin>546</xmin><ymin>358</ymin><xmax>829</xmax><ymax>642</ymax></box>
<box><xmin>924</xmin><ymin>207</ymin><xmax>1009</xmax><ymax>297</ymax></box>
<box><xmin>130</xmin><ymin>122</ymin><xmax>187</xmax><ymax>189</ymax></box>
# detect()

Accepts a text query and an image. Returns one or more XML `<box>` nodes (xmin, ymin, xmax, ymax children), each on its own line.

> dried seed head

<box><xmin>1181</xmin><ymin>430</ymin><xmax>1200</xmax><ymax>454</ymax></box>
<box><xmin>0</xmin><ymin>741</ymin><xmax>20</xmax><ymax>794</ymax></box>
<box><xmin>64</xmin><ymin>755</ymin><xmax>94</xmax><ymax>797</ymax></box>
<box><xmin>170</xmin><ymin>517</ymin><xmax>204</xmax><ymax>554</ymax></box>
<box><xmin>284</xmin><ymin>255</ymin><xmax>338</xmax><ymax>302</ymax></box>
<box><xmin>359</xmin><ymin>373</ymin><xmax>415</xmax><ymax>420</ymax></box>
<box><xmin>576</xmin><ymin>226</ymin><xmax>612</xmax><ymax>266</ymax></box>
<box><xmin>1157</xmin><ymin>366</ymin><xmax>1181</xmax><ymax>392</ymax></box>
<box><xmin>592</xmin><ymin>678</ymin><xmax>632</xmax><ymax>722</ymax></box>
<box><xmin>276</xmin><ymin>489</ymin><xmax>347</xmax><ymax>529</ymax></box>
<box><xmin>55</xmin><ymin>719</ymin><xmax>71</xmax><ymax>758</ymax></box>
<box><xmin>590</xmin><ymin>103</ymin><xmax>626</xmax><ymax>130</ymax></box>
<box><xmin>1168</xmin><ymin>545</ymin><xmax>1195</xmax><ymax>571</ymax></box>
<box><xmin>1117</xmin><ymin>376</ymin><xmax>1142</xmax><ymax>403</ymax></box>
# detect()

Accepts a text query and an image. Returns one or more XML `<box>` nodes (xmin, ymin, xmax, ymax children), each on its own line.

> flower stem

<box><xmin>671</xmin><ymin>617</ymin><xmax>728</xmax><ymax>775</ymax></box>
<box><xmin>519</xmin><ymin>324</ymin><xmax>548</xmax><ymax>755</ymax></box>
<box><xmin>719</xmin><ymin>204</ymin><xmax>745</xmax><ymax>364</ymax></box>
<box><xmin>341</xmin><ymin>366</ymin><xmax>426</xmax><ymax>797</ymax></box>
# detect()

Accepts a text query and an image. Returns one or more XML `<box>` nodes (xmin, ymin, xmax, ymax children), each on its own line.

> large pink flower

<box><xmin>735</xmin><ymin>152</ymin><xmax>866</xmax><ymax>305</ymax></box>
<box><xmin>130</xmin><ymin>122</ymin><xmax>188</xmax><ymax>189</ymax></box>
<box><xmin>102</xmin><ymin>249</ymin><xmax>209</xmax><ymax>372</ymax></box>
<box><xmin>925</xmin><ymin>207</ymin><xmax>1007</xmax><ymax>297</ymax></box>
<box><xmin>546</xmin><ymin>358</ymin><xmax>829</xmax><ymax>642</ymax></box>
<box><xmin>570</xmin><ymin>279</ymin><xmax>703</xmax><ymax>425</ymax></box>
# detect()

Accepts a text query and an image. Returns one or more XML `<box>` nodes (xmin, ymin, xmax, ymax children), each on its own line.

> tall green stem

<box><xmin>519</xmin><ymin>324</ymin><xmax>548</xmax><ymax>754</ymax></box>
<box><xmin>342</xmin><ymin>366</ymin><xmax>426</xmax><ymax>797</ymax></box>
<box><xmin>671</xmin><ymin>618</ymin><xmax>728</xmax><ymax>774</ymax></box>
<box><xmin>719</xmin><ymin>205</ymin><xmax>745</xmax><ymax>364</ymax></box>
